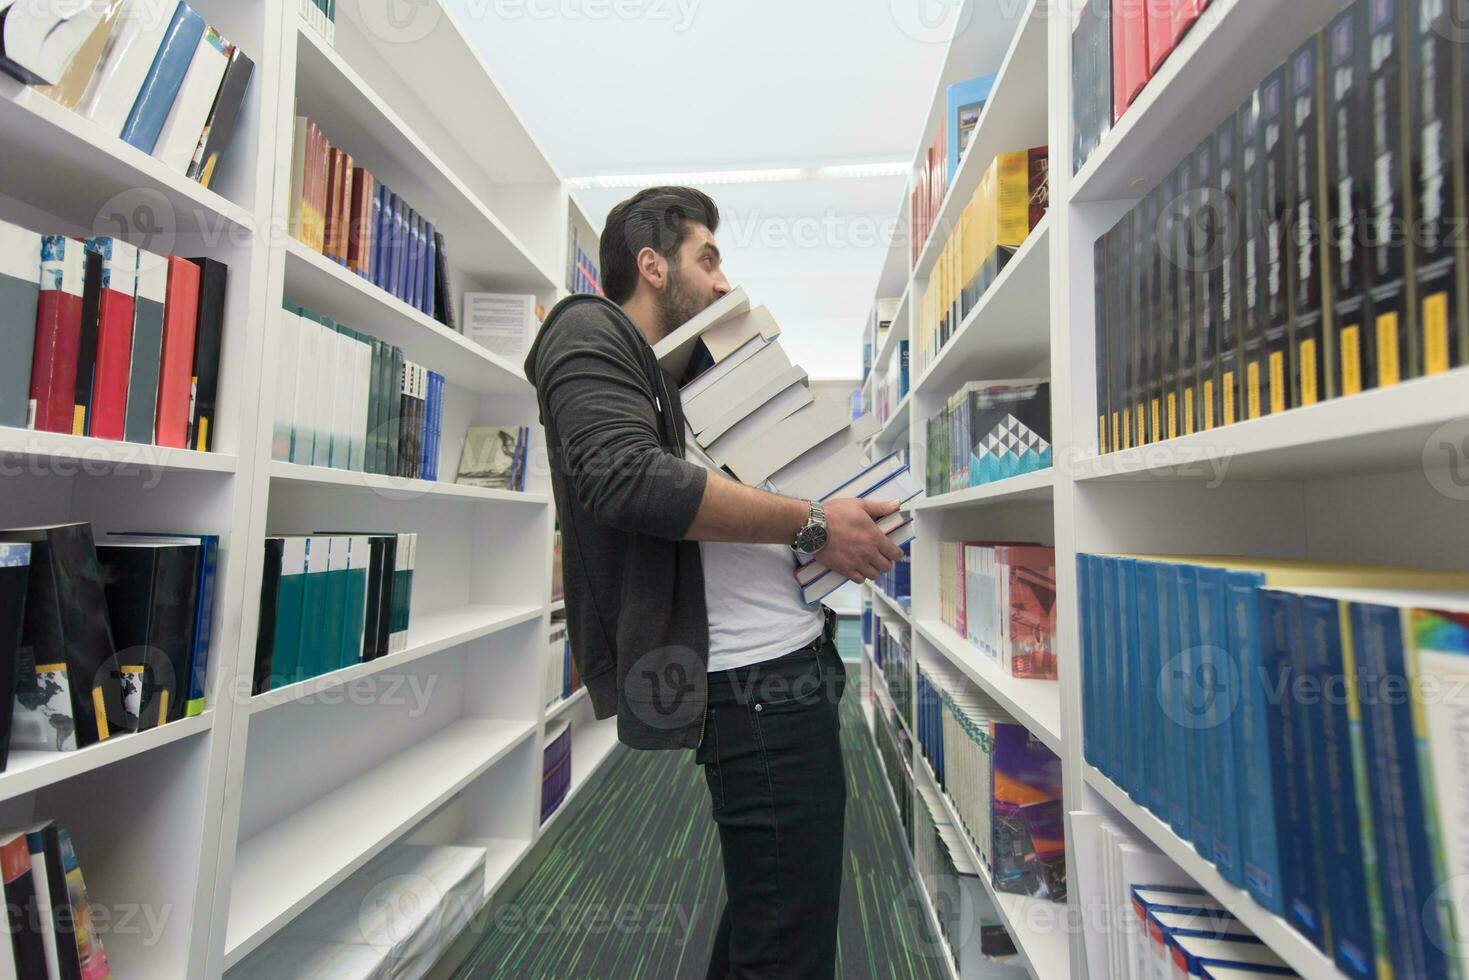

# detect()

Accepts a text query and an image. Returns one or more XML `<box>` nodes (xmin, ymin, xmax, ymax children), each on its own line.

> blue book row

<box><xmin>1079</xmin><ymin>552</ymin><xmax>1469</xmax><ymax>980</ymax></box>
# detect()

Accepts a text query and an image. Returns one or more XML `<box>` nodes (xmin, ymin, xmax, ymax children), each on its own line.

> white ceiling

<box><xmin>445</xmin><ymin>0</ymin><xmax>970</xmax><ymax>379</ymax></box>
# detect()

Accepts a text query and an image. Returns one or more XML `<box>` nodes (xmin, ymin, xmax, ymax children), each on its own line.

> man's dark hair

<box><xmin>600</xmin><ymin>186</ymin><xmax>720</xmax><ymax>304</ymax></box>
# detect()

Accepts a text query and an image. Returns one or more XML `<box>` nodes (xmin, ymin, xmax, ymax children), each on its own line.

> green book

<box><xmin>340</xmin><ymin>535</ymin><xmax>370</xmax><ymax>669</ymax></box>
<box><xmin>271</xmin><ymin>537</ymin><xmax>309</xmax><ymax>688</ymax></box>
<box><xmin>295</xmin><ymin>537</ymin><xmax>330</xmax><ymax>683</ymax></box>
<box><xmin>317</xmin><ymin>537</ymin><xmax>348</xmax><ymax>678</ymax></box>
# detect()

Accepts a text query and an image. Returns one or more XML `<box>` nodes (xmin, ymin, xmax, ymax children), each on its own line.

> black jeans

<box><xmin>697</xmin><ymin>636</ymin><xmax>848</xmax><ymax>980</ymax></box>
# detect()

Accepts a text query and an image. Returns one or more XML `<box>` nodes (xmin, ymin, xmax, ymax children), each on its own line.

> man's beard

<box><xmin>654</xmin><ymin>268</ymin><xmax>711</xmax><ymax>340</ymax></box>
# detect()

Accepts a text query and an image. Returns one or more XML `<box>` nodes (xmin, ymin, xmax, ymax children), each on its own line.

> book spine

<box><xmin>70</xmin><ymin>249</ymin><xmax>104</xmax><ymax>436</ymax></box>
<box><xmin>1365</xmin><ymin>0</ymin><xmax>1412</xmax><ymax>390</ymax></box>
<box><xmin>1328</xmin><ymin>3</ymin><xmax>1374</xmax><ymax>398</ymax></box>
<box><xmin>185</xmin><ymin>256</ymin><xmax>226</xmax><ymax>451</ymax></box>
<box><xmin>29</xmin><ymin>237</ymin><xmax>86</xmax><ymax>434</ymax></box>
<box><xmin>124</xmin><ymin>251</ymin><xmax>167</xmax><ymax>444</ymax></box>
<box><xmin>155</xmin><ymin>256</ymin><xmax>200</xmax><ymax>448</ymax></box>
<box><xmin>1198</xmin><ymin>567</ymin><xmax>1243</xmax><ymax>887</ymax></box>
<box><xmin>190</xmin><ymin>48</ymin><xmax>255</xmax><ymax>188</ymax></box>
<box><xmin>1175</xmin><ymin>564</ymin><xmax>1214</xmax><ymax>860</ymax></box>
<box><xmin>1156</xmin><ymin>562</ymin><xmax>1190</xmax><ymax>836</ymax></box>
<box><xmin>1239</xmin><ymin>87</ymin><xmax>1270</xmax><ymax>422</ymax></box>
<box><xmin>1259</xmin><ymin>66</ymin><xmax>1294</xmax><ymax>417</ymax></box>
<box><xmin>186</xmin><ymin>535</ymin><xmax>217</xmax><ymax>715</ymax></box>
<box><xmin>0</xmin><ymin>223</ymin><xmax>41</xmax><ymax>430</ymax></box>
<box><xmin>86</xmin><ymin>238</ymin><xmax>139</xmax><ymax>441</ymax></box>
<box><xmin>120</xmin><ymin>4</ymin><xmax>206</xmax><ymax>154</ymax></box>
<box><xmin>1174</xmin><ymin>155</ymin><xmax>1199</xmax><ymax>436</ymax></box>
<box><xmin>1135</xmin><ymin>561</ymin><xmax>1165</xmax><ymax>815</ymax></box>
<box><xmin>1215</xmin><ymin>113</ymin><xmax>1245</xmax><ymax>426</ymax></box>
<box><xmin>1289</xmin><ymin>36</ymin><xmax>1329</xmax><ymax>408</ymax></box>
<box><xmin>1226</xmin><ymin>572</ymin><xmax>1283</xmax><ymax>915</ymax></box>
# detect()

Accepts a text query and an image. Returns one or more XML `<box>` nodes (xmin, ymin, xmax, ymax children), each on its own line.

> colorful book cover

<box><xmin>59</xmin><ymin>829</ymin><xmax>110</xmax><ymax>980</ymax></box>
<box><xmin>966</xmin><ymin>380</ymin><xmax>1052</xmax><ymax>485</ymax></box>
<box><xmin>990</xmin><ymin>722</ymin><xmax>1065</xmax><ymax>901</ymax></box>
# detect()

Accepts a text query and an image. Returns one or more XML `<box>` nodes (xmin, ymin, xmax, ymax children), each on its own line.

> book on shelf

<box><xmin>1079</xmin><ymin>551</ymin><xmax>1469</xmax><ymax>977</ymax></box>
<box><xmin>541</xmin><ymin>719</ymin><xmax>572</xmax><ymax>823</ymax></box>
<box><xmin>252</xmin><ymin>532</ymin><xmax>416</xmax><ymax>694</ymax></box>
<box><xmin>288</xmin><ymin>117</ymin><xmax>456</xmax><ymax>328</ymax></box>
<box><xmin>1095</xmin><ymin>0</ymin><xmax>1469</xmax><ymax>456</ymax></box>
<box><xmin>551</xmin><ymin>525</ymin><xmax>564</xmax><ymax>602</ymax></box>
<box><xmin>0</xmin><ymin>822</ymin><xmax>108</xmax><ymax>980</ymax></box>
<box><xmin>455</xmin><ymin>426</ymin><xmax>531</xmax><ymax>492</ymax></box>
<box><xmin>300</xmin><ymin>0</ymin><xmax>337</xmax><ymax>47</ymax></box>
<box><xmin>946</xmin><ymin>75</ymin><xmax>997</xmax><ymax>179</ymax></box>
<box><xmin>545</xmin><ymin>622</ymin><xmax>580</xmax><ymax>708</ymax></box>
<box><xmin>936</xmin><ymin>541</ymin><xmax>1055</xmax><ymax>679</ymax></box>
<box><xmin>0</xmin><ymin>545</ymin><xmax>29</xmax><ymax>772</ymax></box>
<box><xmin>462</xmin><ymin>293</ymin><xmax>540</xmax><ymax>363</ymax></box>
<box><xmin>926</xmin><ymin>380</ymin><xmax>1052</xmax><ymax>495</ymax></box>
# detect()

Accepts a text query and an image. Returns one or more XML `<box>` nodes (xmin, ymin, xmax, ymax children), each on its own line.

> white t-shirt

<box><xmin>684</xmin><ymin>427</ymin><xmax>824</xmax><ymax>673</ymax></box>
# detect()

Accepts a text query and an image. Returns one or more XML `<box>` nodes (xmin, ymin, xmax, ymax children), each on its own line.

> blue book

<box><xmin>1259</xmin><ymin>589</ymin><xmax>1327</xmax><ymax>948</ymax></box>
<box><xmin>1197</xmin><ymin>566</ymin><xmax>1243</xmax><ymax>887</ymax></box>
<box><xmin>1078</xmin><ymin>555</ymin><xmax>1096</xmax><ymax>768</ymax></box>
<box><xmin>372</xmin><ymin>187</ymin><xmax>390</xmax><ymax>289</ymax></box>
<box><xmin>1225</xmin><ymin>571</ymin><xmax>1283</xmax><ymax>914</ymax></box>
<box><xmin>121</xmin><ymin>2</ymin><xmax>204</xmax><ymax>152</ymax></box>
<box><xmin>432</xmin><ymin>372</ymin><xmax>445</xmax><ymax>477</ymax></box>
<box><xmin>295</xmin><ymin>538</ymin><xmax>329</xmax><ymax>684</ymax></box>
<box><xmin>406</xmin><ymin>212</ymin><xmax>421</xmax><ymax>310</ymax></box>
<box><xmin>1175</xmin><ymin>564</ymin><xmax>1214</xmax><ymax>861</ymax></box>
<box><xmin>393</xmin><ymin>199</ymin><xmax>408</xmax><ymax>301</ymax></box>
<box><xmin>946</xmin><ymin>75</ymin><xmax>997</xmax><ymax>180</ymax></box>
<box><xmin>1156</xmin><ymin>562</ymin><xmax>1190</xmax><ymax>837</ymax></box>
<box><xmin>1135</xmin><ymin>561</ymin><xmax>1165</xmax><ymax>817</ymax></box>
<box><xmin>368</xmin><ymin>185</ymin><xmax>384</xmax><ymax>284</ymax></box>
<box><xmin>424</xmin><ymin>221</ymin><xmax>437</xmax><ymax>319</ymax></box>
<box><xmin>1351</xmin><ymin>598</ymin><xmax>1449</xmax><ymax>979</ymax></box>
<box><xmin>1118</xmin><ymin>558</ymin><xmax>1144</xmax><ymax>803</ymax></box>
<box><xmin>1298</xmin><ymin>592</ymin><xmax>1377</xmax><ymax>979</ymax></box>
<box><xmin>1100</xmin><ymin>556</ymin><xmax>1121</xmax><ymax>783</ymax></box>
<box><xmin>420</xmin><ymin>371</ymin><xmax>436</xmax><ymax>476</ymax></box>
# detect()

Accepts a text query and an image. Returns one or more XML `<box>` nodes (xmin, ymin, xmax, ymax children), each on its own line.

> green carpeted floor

<box><xmin>450</xmin><ymin>671</ymin><xmax>949</xmax><ymax>979</ymax></box>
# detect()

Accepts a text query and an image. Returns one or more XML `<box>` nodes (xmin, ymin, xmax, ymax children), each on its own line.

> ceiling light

<box><xmin>568</xmin><ymin>162</ymin><xmax>907</xmax><ymax>190</ymax></box>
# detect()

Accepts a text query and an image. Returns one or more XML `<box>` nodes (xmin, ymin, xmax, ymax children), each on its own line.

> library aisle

<box><xmin>444</xmin><ymin>675</ymin><xmax>950</xmax><ymax>980</ymax></box>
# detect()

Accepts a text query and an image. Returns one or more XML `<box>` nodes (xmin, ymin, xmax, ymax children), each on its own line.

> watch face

<box><xmin>798</xmin><ymin>525</ymin><xmax>828</xmax><ymax>555</ymax></box>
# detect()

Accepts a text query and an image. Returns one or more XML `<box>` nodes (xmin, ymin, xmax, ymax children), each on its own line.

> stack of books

<box><xmin>1</xmin><ymin>0</ymin><xmax>254</xmax><ymax>186</ymax></box>
<box><xmin>252</xmin><ymin>533</ymin><xmax>417</xmax><ymax>694</ymax></box>
<box><xmin>874</xmin><ymin>618</ymin><xmax>912</xmax><ymax>722</ymax></box>
<box><xmin>1072</xmin><ymin>0</ymin><xmax>1213</xmax><ymax>175</ymax></box>
<box><xmin>454</xmin><ymin>426</ymin><xmax>531</xmax><ymax>492</ymax></box>
<box><xmin>540</xmin><ymin>720</ymin><xmax>572</xmax><ymax>823</ymax></box>
<box><xmin>652</xmin><ymin>288</ymin><xmax>922</xmax><ymax>604</ymax></box>
<box><xmin>566</xmin><ymin>222</ymin><xmax>603</xmax><ymax>296</ymax></box>
<box><xmin>873</xmin><ymin>696</ymin><xmax>913</xmax><ymax>830</ymax></box>
<box><xmin>926</xmin><ymin>379</ymin><xmax>1052</xmax><ymax>496</ymax></box>
<box><xmin>272</xmin><ymin>302</ymin><xmax>445</xmax><ymax>480</ymax></box>
<box><xmin>0</xmin><ymin>524</ymin><xmax>218</xmax><ymax>756</ymax></box>
<box><xmin>916</xmin><ymin>656</ymin><xmax>1067</xmax><ymax>901</ymax></box>
<box><xmin>873</xmin><ymin>339</ymin><xmax>910</xmax><ymax>427</ymax></box>
<box><xmin>1079</xmin><ymin>552</ymin><xmax>1469</xmax><ymax>977</ymax></box>
<box><xmin>915</xmin><ymin>148</ymin><xmax>1049</xmax><ymax>377</ymax></box>
<box><xmin>1095</xmin><ymin>0</ymin><xmax>1469</xmax><ymax>453</ymax></box>
<box><xmin>0</xmin><ymin>821</ymin><xmax>109</xmax><ymax>978</ymax></box>
<box><xmin>300</xmin><ymin>0</ymin><xmax>336</xmax><ymax>46</ymax></box>
<box><xmin>289</xmin><ymin>117</ymin><xmax>455</xmax><ymax>329</ymax></box>
<box><xmin>911</xmin><ymin>781</ymin><xmax>1024</xmax><ymax>974</ymax></box>
<box><xmin>875</xmin><ymin>541</ymin><xmax>911</xmax><ymax>607</ymax></box>
<box><xmin>1</xmin><ymin>224</ymin><xmax>229</xmax><ymax>451</ymax></box>
<box><xmin>938</xmin><ymin>541</ymin><xmax>1057</xmax><ymax>680</ymax></box>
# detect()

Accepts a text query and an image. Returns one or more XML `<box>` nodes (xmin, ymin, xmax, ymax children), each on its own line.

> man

<box><xmin>525</xmin><ymin>186</ymin><xmax>904</xmax><ymax>979</ymax></box>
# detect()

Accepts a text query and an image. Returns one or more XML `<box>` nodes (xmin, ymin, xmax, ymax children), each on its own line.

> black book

<box><xmin>0</xmin><ymin>524</ymin><xmax>115</xmax><ymax>750</ymax></box>
<box><xmin>1072</xmin><ymin>7</ymin><xmax>1092</xmax><ymax>176</ymax></box>
<box><xmin>252</xmin><ymin>537</ymin><xmax>284</xmax><ymax>696</ymax></box>
<box><xmin>1411</xmin><ymin>0</ymin><xmax>1466</xmax><ymax>377</ymax></box>
<box><xmin>1157</xmin><ymin>170</ymin><xmax>1181</xmax><ymax>441</ymax></box>
<box><xmin>1094</xmin><ymin>234</ymin><xmax>1110</xmax><ymax>453</ymax></box>
<box><xmin>432</xmin><ymin>230</ymin><xmax>456</xmax><ymax>331</ymax></box>
<box><xmin>376</xmin><ymin>535</ymin><xmax>398</xmax><ymax>657</ymax></box>
<box><xmin>1174</xmin><ymin>153</ymin><xmax>1199</xmax><ymax>436</ymax></box>
<box><xmin>1111</xmin><ymin>215</ymin><xmax>1132</xmax><ymax>450</ymax></box>
<box><xmin>1194</xmin><ymin>135</ymin><xmax>1223</xmax><ymax>431</ymax></box>
<box><xmin>1258</xmin><ymin>65</ymin><xmax>1293</xmax><ymax>416</ymax></box>
<box><xmin>388</xmin><ymin>347</ymin><xmax>404</xmax><ymax>476</ymax></box>
<box><xmin>0</xmin><ymin>831</ymin><xmax>46</xmax><ymax>978</ymax></box>
<box><xmin>71</xmin><ymin>248</ymin><xmax>104</xmax><ymax>436</ymax></box>
<box><xmin>365</xmin><ymin>338</ymin><xmax>383</xmax><ymax>476</ymax></box>
<box><xmin>188</xmin><ymin>48</ymin><xmax>255</xmax><ymax>189</ymax></box>
<box><xmin>184</xmin><ymin>257</ymin><xmax>228</xmax><ymax>452</ymax></box>
<box><xmin>1139</xmin><ymin>190</ymin><xmax>1160</xmax><ymax>446</ymax></box>
<box><xmin>362</xmin><ymin>537</ymin><xmax>385</xmax><ymax>661</ymax></box>
<box><xmin>1365</xmin><ymin>0</ymin><xmax>1410</xmax><ymax>389</ymax></box>
<box><xmin>1238</xmin><ymin>86</ymin><xmax>1269</xmax><ymax>421</ymax></box>
<box><xmin>1215</xmin><ymin>112</ymin><xmax>1246</xmax><ymax>427</ymax></box>
<box><xmin>96</xmin><ymin>539</ymin><xmax>200</xmax><ymax>727</ymax></box>
<box><xmin>1288</xmin><ymin>36</ymin><xmax>1329</xmax><ymax>408</ymax></box>
<box><xmin>1326</xmin><ymin>2</ymin><xmax>1374</xmax><ymax>398</ymax></box>
<box><xmin>0</xmin><ymin>544</ymin><xmax>28</xmax><ymax>772</ymax></box>
<box><xmin>39</xmin><ymin>825</ymin><xmax>80</xmax><ymax>980</ymax></box>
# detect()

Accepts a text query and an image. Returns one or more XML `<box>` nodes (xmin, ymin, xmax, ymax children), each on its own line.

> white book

<box><xmin>1166</xmin><ymin>936</ymin><xmax>1285</xmax><ymax>975</ymax></box>
<box><xmin>692</xmin><ymin>303</ymin><xmax>780</xmax><ymax>366</ymax></box>
<box><xmin>681</xmin><ymin>332</ymin><xmax>765</xmax><ymax>403</ymax></box>
<box><xmin>78</xmin><ymin>0</ymin><xmax>176</xmax><ymax>134</ymax></box>
<box><xmin>0</xmin><ymin>0</ymin><xmax>103</xmax><ymax>86</ymax></box>
<box><xmin>723</xmin><ymin>399</ymin><xmax>850</xmax><ymax>486</ymax></box>
<box><xmin>289</xmin><ymin>312</ymin><xmax>315</xmax><ymax>464</ymax></box>
<box><xmin>769</xmin><ymin>434</ymin><xmax>870</xmax><ymax>503</ymax></box>
<box><xmin>650</xmin><ymin>285</ymin><xmax>750</xmax><ymax>377</ymax></box>
<box><xmin>812</xmin><ymin>451</ymin><xmax>905</xmax><ymax>503</ymax></box>
<box><xmin>344</xmin><ymin>535</ymin><xmax>370</xmax><ymax>660</ymax></box>
<box><xmin>272</xmin><ymin>308</ymin><xmax>299</xmax><ymax>461</ymax></box>
<box><xmin>354</xmin><ymin>337</ymin><xmax>371</xmax><ymax>472</ymax></box>
<box><xmin>704</xmin><ymin>376</ymin><xmax>811</xmax><ymax>467</ymax></box>
<box><xmin>329</xmin><ymin>329</ymin><xmax>353</xmax><ymax>470</ymax></box>
<box><xmin>153</xmin><ymin>27</ymin><xmax>230</xmax><ymax>173</ymax></box>
<box><xmin>697</xmin><ymin>364</ymin><xmax>808</xmax><ymax>448</ymax></box>
<box><xmin>306</xmin><ymin>315</ymin><xmax>332</xmax><ymax>467</ymax></box>
<box><xmin>683</xmin><ymin>341</ymin><xmax>792</xmax><ymax>434</ymax></box>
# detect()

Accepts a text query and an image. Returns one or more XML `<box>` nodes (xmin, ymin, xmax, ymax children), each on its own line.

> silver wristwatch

<box><xmin>792</xmin><ymin>500</ymin><xmax>828</xmax><ymax>556</ymax></box>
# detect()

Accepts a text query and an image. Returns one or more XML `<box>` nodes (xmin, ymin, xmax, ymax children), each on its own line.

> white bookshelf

<box><xmin>0</xmin><ymin>0</ymin><xmax>617</xmax><ymax>975</ymax></box>
<box><xmin>856</xmin><ymin>0</ymin><xmax>1465</xmax><ymax>977</ymax></box>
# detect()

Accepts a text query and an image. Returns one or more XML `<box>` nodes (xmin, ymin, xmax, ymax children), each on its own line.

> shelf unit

<box><xmin>0</xmin><ymin>0</ymin><xmax>619</xmax><ymax>975</ymax></box>
<box><xmin>856</xmin><ymin>0</ymin><xmax>1467</xmax><ymax>977</ymax></box>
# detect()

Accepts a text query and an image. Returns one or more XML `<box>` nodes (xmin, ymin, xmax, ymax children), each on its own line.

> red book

<box><xmin>324</xmin><ymin>147</ymin><xmax>341</xmax><ymax>261</ymax></box>
<box><xmin>154</xmin><ymin>256</ymin><xmax>200</xmax><ymax>448</ymax></box>
<box><xmin>336</xmin><ymin>153</ymin><xmax>354</xmax><ymax>265</ymax></box>
<box><xmin>1113</xmin><ymin>0</ymin><xmax>1152</xmax><ymax>122</ymax></box>
<box><xmin>88</xmin><ymin>239</ymin><xmax>140</xmax><ymax>441</ymax></box>
<box><xmin>348</xmin><ymin>167</ymin><xmax>374</xmax><ymax>275</ymax></box>
<box><xmin>1173</xmin><ymin>0</ymin><xmax>1209</xmax><ymax>46</ymax></box>
<box><xmin>1145</xmin><ymin>0</ymin><xmax>1175</xmax><ymax>75</ymax></box>
<box><xmin>28</xmin><ymin>236</ymin><xmax>86</xmax><ymax>433</ymax></box>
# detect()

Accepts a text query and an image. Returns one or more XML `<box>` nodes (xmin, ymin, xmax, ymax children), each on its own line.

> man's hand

<box><xmin>818</xmin><ymin>499</ymin><xmax>906</xmax><ymax>583</ymax></box>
